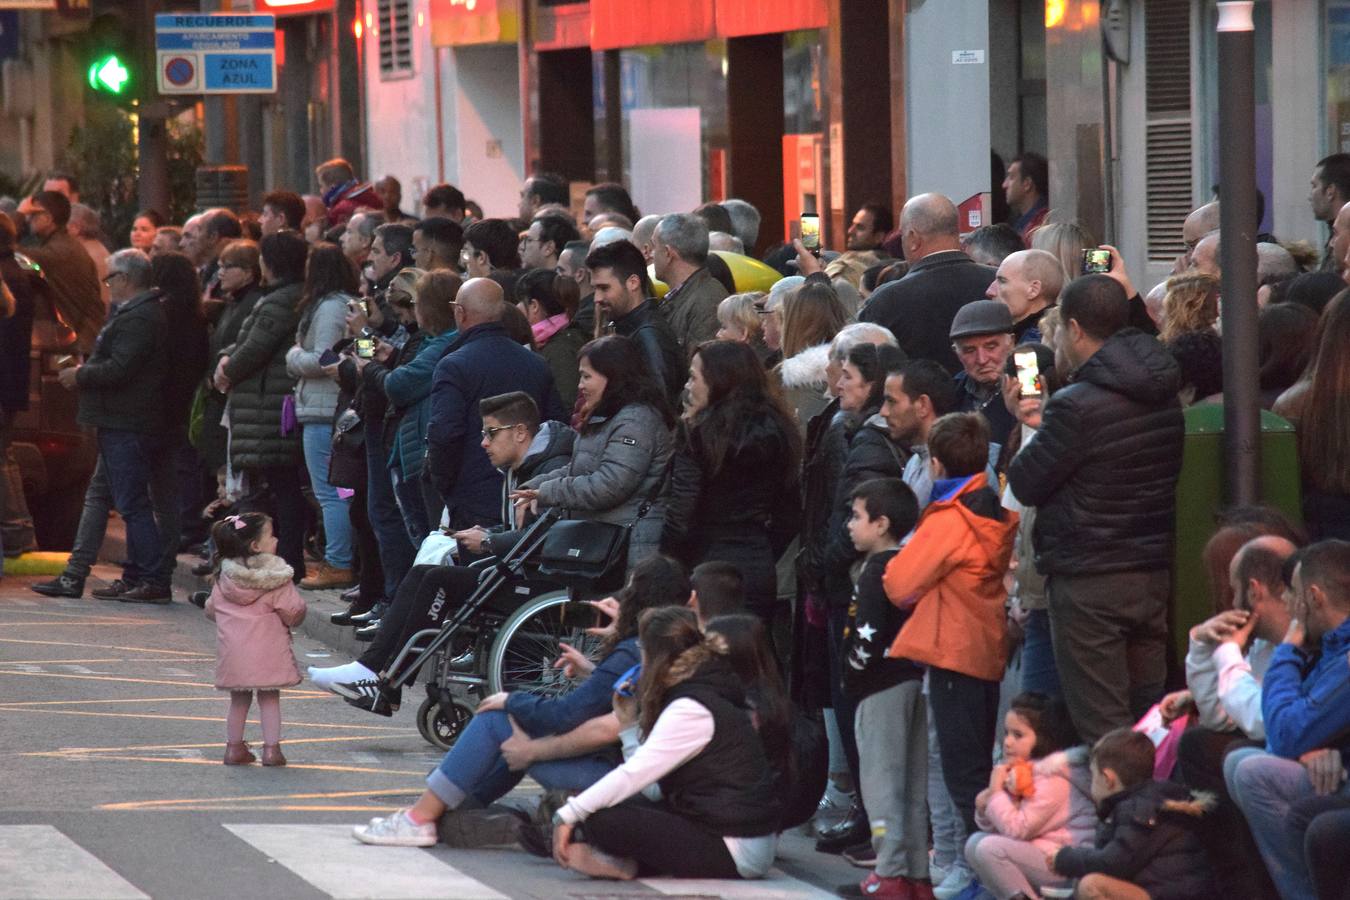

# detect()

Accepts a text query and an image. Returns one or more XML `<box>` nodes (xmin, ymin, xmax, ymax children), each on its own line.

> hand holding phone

<box><xmin>800</xmin><ymin>214</ymin><xmax>821</xmax><ymax>252</ymax></box>
<box><xmin>1014</xmin><ymin>349</ymin><xmax>1041</xmax><ymax>398</ymax></box>
<box><xmin>355</xmin><ymin>338</ymin><xmax>375</xmax><ymax>359</ymax></box>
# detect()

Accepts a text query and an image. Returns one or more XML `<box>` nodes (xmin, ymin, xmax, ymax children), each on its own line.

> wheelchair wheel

<box><xmin>417</xmin><ymin>696</ymin><xmax>473</xmax><ymax>751</ymax></box>
<box><xmin>486</xmin><ymin>590</ymin><xmax>601</xmax><ymax>696</ymax></box>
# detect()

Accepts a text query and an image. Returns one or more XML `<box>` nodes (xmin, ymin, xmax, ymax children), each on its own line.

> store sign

<box><xmin>591</xmin><ymin>0</ymin><xmax>713</xmax><ymax>50</ymax></box>
<box><xmin>0</xmin><ymin>1</ymin><xmax>56</xmax><ymax>9</ymax></box>
<box><xmin>715</xmin><ymin>0</ymin><xmax>825</xmax><ymax>38</ymax></box>
<box><xmin>430</xmin><ymin>0</ymin><xmax>517</xmax><ymax>46</ymax></box>
<box><xmin>257</xmin><ymin>0</ymin><xmax>335</xmax><ymax>14</ymax></box>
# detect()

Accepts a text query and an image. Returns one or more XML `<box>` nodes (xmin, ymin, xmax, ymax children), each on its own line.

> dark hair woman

<box><xmin>348</xmin><ymin>556</ymin><xmax>684</xmax><ymax>847</ymax></box>
<box><xmin>662</xmin><ymin>340</ymin><xmax>800</xmax><ymax>627</ymax></box>
<box><xmin>550</xmin><ymin>606</ymin><xmax>781</xmax><ymax>881</ymax></box>
<box><xmin>1257</xmin><ymin>301</ymin><xmax>1318</xmax><ymax>409</ymax></box>
<box><xmin>129</xmin><ymin>208</ymin><xmax>165</xmax><ymax>252</ymax></box>
<box><xmin>517</xmin><ymin>268</ymin><xmax>586</xmax><ymax>409</ymax></box>
<box><xmin>150</xmin><ymin>250</ymin><xmax>211</xmax><ymax>554</ymax></box>
<box><xmin>284</xmin><ymin>242</ymin><xmax>360</xmax><ymax>587</ymax></box>
<box><xmin>517</xmin><ymin>335</ymin><xmax>676</xmax><ymax>573</ymax></box>
<box><xmin>199</xmin><ymin>240</ymin><xmax>264</xmax><ymax>475</ymax></box>
<box><xmin>216</xmin><ymin>229</ymin><xmax>308</xmax><ymax>578</ymax></box>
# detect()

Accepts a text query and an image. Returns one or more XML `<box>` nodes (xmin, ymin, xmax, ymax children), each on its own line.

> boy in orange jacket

<box><xmin>883</xmin><ymin>412</ymin><xmax>1018</xmax><ymax>839</ymax></box>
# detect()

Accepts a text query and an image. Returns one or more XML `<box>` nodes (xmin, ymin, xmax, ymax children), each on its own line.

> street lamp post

<box><xmin>1217</xmin><ymin>1</ymin><xmax>1260</xmax><ymax>506</ymax></box>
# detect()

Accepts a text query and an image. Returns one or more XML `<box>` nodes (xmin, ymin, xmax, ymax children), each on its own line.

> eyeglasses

<box><xmin>219</xmin><ymin>262</ymin><xmax>246</xmax><ymax>271</ymax></box>
<box><xmin>102</xmin><ymin>271</ymin><xmax>125</xmax><ymax>285</ymax></box>
<box><xmin>480</xmin><ymin>423</ymin><xmax>521</xmax><ymax>440</ymax></box>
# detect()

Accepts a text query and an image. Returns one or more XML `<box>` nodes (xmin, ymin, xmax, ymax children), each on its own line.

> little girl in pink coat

<box><xmin>204</xmin><ymin>512</ymin><xmax>307</xmax><ymax>767</ymax></box>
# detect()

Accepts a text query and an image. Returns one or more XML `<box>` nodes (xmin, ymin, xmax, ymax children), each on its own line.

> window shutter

<box><xmin>1144</xmin><ymin>0</ymin><xmax>1193</xmax><ymax>262</ymax></box>
<box><xmin>378</xmin><ymin>0</ymin><xmax>413</xmax><ymax>79</ymax></box>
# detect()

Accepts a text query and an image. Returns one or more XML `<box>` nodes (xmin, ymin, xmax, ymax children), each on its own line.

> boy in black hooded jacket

<box><xmin>1049</xmin><ymin>728</ymin><xmax>1215</xmax><ymax>900</ymax></box>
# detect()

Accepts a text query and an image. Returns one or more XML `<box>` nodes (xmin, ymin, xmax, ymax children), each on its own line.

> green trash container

<box><xmin>1170</xmin><ymin>403</ymin><xmax>1302</xmax><ymax>660</ymax></box>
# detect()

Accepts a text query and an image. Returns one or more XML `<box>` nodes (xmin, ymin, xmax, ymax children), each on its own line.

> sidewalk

<box><xmin>99</xmin><ymin>517</ymin><xmax>366</xmax><ymax>661</ymax></box>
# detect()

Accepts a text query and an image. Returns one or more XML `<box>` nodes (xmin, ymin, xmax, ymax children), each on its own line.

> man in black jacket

<box><xmin>1006</xmin><ymin>275</ymin><xmax>1184</xmax><ymax>743</ymax></box>
<box><xmin>0</xmin><ymin>214</ymin><xmax>37</xmax><ymax>562</ymax></box>
<box><xmin>586</xmin><ymin>239</ymin><xmax>684</xmax><ymax>406</ymax></box>
<box><xmin>57</xmin><ymin>249</ymin><xmax>169</xmax><ymax>601</ymax></box>
<box><xmin>859</xmin><ymin>193</ymin><xmax>995</xmax><ymax>375</ymax></box>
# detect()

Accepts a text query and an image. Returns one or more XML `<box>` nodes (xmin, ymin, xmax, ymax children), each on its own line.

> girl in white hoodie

<box><xmin>965</xmin><ymin>693</ymin><xmax>1096</xmax><ymax>900</ymax></box>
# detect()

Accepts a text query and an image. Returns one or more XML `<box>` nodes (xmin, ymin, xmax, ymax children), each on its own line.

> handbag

<box><xmin>535</xmin><ymin>457</ymin><xmax>670</xmax><ymax>582</ymax></box>
<box><xmin>327</xmin><ymin>406</ymin><xmax>366</xmax><ymax>490</ymax></box>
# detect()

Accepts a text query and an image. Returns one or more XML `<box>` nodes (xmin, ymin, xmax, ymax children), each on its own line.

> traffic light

<box><xmin>87</xmin><ymin>52</ymin><xmax>130</xmax><ymax>95</ymax></box>
<box><xmin>83</xmin><ymin>8</ymin><xmax>135</xmax><ymax>104</ymax></box>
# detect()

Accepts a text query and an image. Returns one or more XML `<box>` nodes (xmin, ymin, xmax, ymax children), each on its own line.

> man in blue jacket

<box><xmin>1227</xmin><ymin>540</ymin><xmax>1350</xmax><ymax>900</ymax></box>
<box><xmin>424</xmin><ymin>278</ymin><xmax>566</xmax><ymax>532</ymax></box>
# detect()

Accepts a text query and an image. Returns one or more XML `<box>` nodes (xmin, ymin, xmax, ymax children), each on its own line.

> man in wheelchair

<box><xmin>309</xmin><ymin>392</ymin><xmax>574</xmax><ymax>711</ymax></box>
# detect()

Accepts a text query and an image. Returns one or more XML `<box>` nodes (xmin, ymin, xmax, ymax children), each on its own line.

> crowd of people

<box><xmin>2</xmin><ymin>151</ymin><xmax>1350</xmax><ymax>900</ymax></box>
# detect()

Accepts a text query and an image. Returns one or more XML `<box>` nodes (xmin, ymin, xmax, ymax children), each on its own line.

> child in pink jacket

<box><xmin>965</xmin><ymin>693</ymin><xmax>1096</xmax><ymax>899</ymax></box>
<box><xmin>204</xmin><ymin>513</ymin><xmax>307</xmax><ymax>767</ymax></box>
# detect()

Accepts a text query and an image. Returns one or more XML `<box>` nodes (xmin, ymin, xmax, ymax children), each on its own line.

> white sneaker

<box><xmin>352</xmin><ymin>809</ymin><xmax>437</xmax><ymax>846</ymax></box>
<box><xmin>932</xmin><ymin>865</ymin><xmax>973</xmax><ymax>900</ymax></box>
<box><xmin>310</xmin><ymin>661</ymin><xmax>377</xmax><ymax>692</ymax></box>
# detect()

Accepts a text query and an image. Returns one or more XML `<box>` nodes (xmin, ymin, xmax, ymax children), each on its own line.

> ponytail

<box><xmin>635</xmin><ymin>606</ymin><xmax>729</xmax><ymax>736</ymax></box>
<box><xmin>209</xmin><ymin>512</ymin><xmax>270</xmax><ymax>575</ymax></box>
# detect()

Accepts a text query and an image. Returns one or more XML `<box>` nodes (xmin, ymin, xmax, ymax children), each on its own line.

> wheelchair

<box><xmin>382</xmin><ymin>510</ymin><xmax>607</xmax><ymax>750</ymax></box>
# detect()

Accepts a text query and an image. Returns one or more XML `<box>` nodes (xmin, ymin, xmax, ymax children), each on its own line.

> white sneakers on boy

<box><xmin>309</xmin><ymin>661</ymin><xmax>378</xmax><ymax>692</ymax></box>
<box><xmin>352</xmin><ymin>809</ymin><xmax>437</xmax><ymax>847</ymax></box>
<box><xmin>932</xmin><ymin>865</ymin><xmax>973</xmax><ymax>900</ymax></box>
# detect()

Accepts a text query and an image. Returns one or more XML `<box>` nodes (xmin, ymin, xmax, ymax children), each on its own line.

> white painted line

<box><xmin>643</xmin><ymin>868</ymin><xmax>836</xmax><ymax>899</ymax></box>
<box><xmin>224</xmin><ymin>824</ymin><xmax>509</xmax><ymax>900</ymax></box>
<box><xmin>0</xmin><ymin>825</ymin><xmax>148</xmax><ymax>899</ymax></box>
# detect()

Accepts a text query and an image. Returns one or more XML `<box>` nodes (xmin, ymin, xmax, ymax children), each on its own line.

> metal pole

<box><xmin>134</xmin><ymin>0</ymin><xmax>171</xmax><ymax>217</ymax></box>
<box><xmin>1217</xmin><ymin>1</ymin><xmax>1260</xmax><ymax>506</ymax></box>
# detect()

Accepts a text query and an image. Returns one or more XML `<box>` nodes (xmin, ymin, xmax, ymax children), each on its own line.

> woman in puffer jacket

<box><xmin>516</xmin><ymin>335</ymin><xmax>675</xmax><ymax>573</ymax></box>
<box><xmin>285</xmin><ymin>242</ymin><xmax>359</xmax><ymax>588</ymax></box>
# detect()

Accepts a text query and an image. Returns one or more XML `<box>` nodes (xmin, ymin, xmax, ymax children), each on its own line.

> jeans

<box><xmin>1020</xmin><ymin>608</ymin><xmax>1061</xmax><ymax>698</ymax></box>
<box><xmin>926</xmin><ymin>671</ymin><xmax>967</xmax><ymax>872</ymax></box>
<box><xmin>1226</xmin><ymin>749</ymin><xmax>1348</xmax><ymax>900</ymax></box>
<box><xmin>302</xmin><ymin>423</ymin><xmax>352</xmax><ymax>569</ymax></box>
<box><xmin>1048</xmin><ymin>569</ymin><xmax>1168</xmax><ymax>744</ymax></box>
<box><xmin>366</xmin><ymin>428</ymin><xmax>414</xmax><ymax>599</ymax></box>
<box><xmin>97</xmin><ymin>429</ymin><xmax>161</xmax><ymax>583</ymax></box>
<box><xmin>426</xmin><ymin>709</ymin><xmax>614</xmax><ymax>809</ymax></box>
<box><xmin>928</xmin><ymin>666</ymin><xmax>999</xmax><ymax>837</ymax></box>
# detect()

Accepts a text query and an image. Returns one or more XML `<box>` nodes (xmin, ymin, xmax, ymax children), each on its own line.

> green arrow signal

<box><xmin>87</xmin><ymin>54</ymin><xmax>130</xmax><ymax>94</ymax></box>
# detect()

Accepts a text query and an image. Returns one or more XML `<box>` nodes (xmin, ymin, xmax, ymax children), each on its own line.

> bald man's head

<box><xmin>1230</xmin><ymin>534</ymin><xmax>1298</xmax><ymax>641</ymax></box>
<box><xmin>899</xmin><ymin>193</ymin><xmax>961</xmax><ymax>260</ymax></box>
<box><xmin>1183</xmin><ymin>202</ymin><xmax>1222</xmax><ymax>250</ymax></box>
<box><xmin>456</xmin><ymin>277</ymin><xmax>506</xmax><ymax>327</ymax></box>
<box><xmin>1192</xmin><ymin>232</ymin><xmax>1221</xmax><ymax>277</ymax></box>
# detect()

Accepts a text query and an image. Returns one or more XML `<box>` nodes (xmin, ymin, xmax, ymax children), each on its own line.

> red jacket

<box><xmin>325</xmin><ymin>181</ymin><xmax>383</xmax><ymax>228</ymax></box>
<box><xmin>883</xmin><ymin>472</ymin><xmax>1017</xmax><ymax>681</ymax></box>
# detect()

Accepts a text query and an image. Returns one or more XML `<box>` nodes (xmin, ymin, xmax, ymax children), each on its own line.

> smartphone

<box><xmin>355</xmin><ymin>338</ymin><xmax>375</xmax><ymax>359</ymax></box>
<box><xmin>800</xmin><ymin>214</ymin><xmax>821</xmax><ymax>252</ymax></box>
<box><xmin>1014</xmin><ymin>349</ymin><xmax>1041</xmax><ymax>398</ymax></box>
<box><xmin>318</xmin><ymin>348</ymin><xmax>340</xmax><ymax>367</ymax></box>
<box><xmin>1081</xmin><ymin>248</ymin><xmax>1112</xmax><ymax>275</ymax></box>
<box><xmin>613</xmin><ymin>663</ymin><xmax>642</xmax><ymax>698</ymax></box>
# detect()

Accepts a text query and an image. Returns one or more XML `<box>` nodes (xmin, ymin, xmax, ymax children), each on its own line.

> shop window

<box><xmin>378</xmin><ymin>0</ymin><xmax>414</xmax><ymax>79</ymax></box>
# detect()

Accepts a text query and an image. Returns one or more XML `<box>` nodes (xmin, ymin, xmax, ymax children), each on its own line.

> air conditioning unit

<box><xmin>2</xmin><ymin>59</ymin><xmax>34</xmax><ymax>118</ymax></box>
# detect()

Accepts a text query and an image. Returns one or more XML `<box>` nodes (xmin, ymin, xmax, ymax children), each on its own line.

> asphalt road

<box><xmin>0</xmin><ymin>565</ymin><xmax>857</xmax><ymax>899</ymax></box>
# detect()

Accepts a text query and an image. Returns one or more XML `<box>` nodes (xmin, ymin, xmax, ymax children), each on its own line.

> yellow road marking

<box><xmin>3</xmin><ymin>694</ymin><xmax>333</xmax><ymax>707</ymax></box>
<box><xmin>100</xmin><ymin>788</ymin><xmax>422</xmax><ymax>811</ymax></box>
<box><xmin>0</xmin><ymin>705</ymin><xmax>412</xmax><ymax>730</ymax></box>
<box><xmin>0</xmin><ymin>637</ymin><xmax>209</xmax><ymax>656</ymax></box>
<box><xmin>0</xmin><ymin>608</ymin><xmax>158</xmax><ymax>622</ymax></box>
<box><xmin>0</xmin><ymin>658</ymin><xmax>191</xmax><ymax>665</ymax></box>
<box><xmin>47</xmin><ymin>753</ymin><xmax>428</xmax><ymax>775</ymax></box>
<box><xmin>0</xmin><ymin>621</ymin><xmax>156</xmax><ymax>627</ymax></box>
<box><xmin>0</xmin><ymin>670</ymin><xmax>330</xmax><ymax>695</ymax></box>
<box><xmin>27</xmin><ymin>735</ymin><xmax>412</xmax><ymax>755</ymax></box>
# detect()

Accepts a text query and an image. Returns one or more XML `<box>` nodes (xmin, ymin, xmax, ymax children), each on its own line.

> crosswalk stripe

<box><xmin>224</xmin><ymin>824</ymin><xmax>510</xmax><ymax>899</ymax></box>
<box><xmin>642</xmin><ymin>869</ymin><xmax>836</xmax><ymax>899</ymax></box>
<box><xmin>0</xmin><ymin>825</ymin><xmax>149</xmax><ymax>900</ymax></box>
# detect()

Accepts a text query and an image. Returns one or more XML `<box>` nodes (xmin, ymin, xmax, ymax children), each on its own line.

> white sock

<box><xmin>309</xmin><ymin>661</ymin><xmax>376</xmax><ymax>690</ymax></box>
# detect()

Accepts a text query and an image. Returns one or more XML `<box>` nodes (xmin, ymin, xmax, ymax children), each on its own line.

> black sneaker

<box><xmin>91</xmin><ymin>579</ymin><xmax>136</xmax><ymax>600</ymax></box>
<box><xmin>191</xmin><ymin>561</ymin><xmax>214</xmax><ymax>577</ymax></box>
<box><xmin>31</xmin><ymin>575</ymin><xmax>85</xmax><ymax>599</ymax></box>
<box><xmin>189</xmin><ymin>590</ymin><xmax>209</xmax><ymax>609</ymax></box>
<box><xmin>118</xmin><ymin>583</ymin><xmax>172</xmax><ymax>604</ymax></box>
<box><xmin>334</xmin><ymin>679</ymin><xmax>399</xmax><ymax>717</ymax></box>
